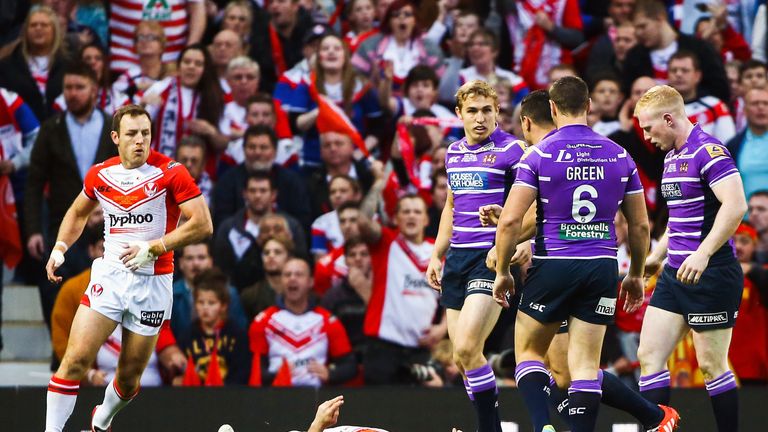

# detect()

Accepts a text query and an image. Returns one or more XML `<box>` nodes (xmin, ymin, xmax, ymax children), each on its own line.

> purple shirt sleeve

<box><xmin>698</xmin><ymin>144</ymin><xmax>739</xmax><ymax>187</ymax></box>
<box><xmin>624</xmin><ymin>154</ymin><xmax>644</xmax><ymax>195</ymax></box>
<box><xmin>513</xmin><ymin>147</ymin><xmax>541</xmax><ymax>190</ymax></box>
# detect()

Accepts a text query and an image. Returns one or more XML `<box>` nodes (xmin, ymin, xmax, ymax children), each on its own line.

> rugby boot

<box><xmin>646</xmin><ymin>405</ymin><xmax>680</xmax><ymax>432</ymax></box>
<box><xmin>91</xmin><ymin>405</ymin><xmax>112</xmax><ymax>432</ymax></box>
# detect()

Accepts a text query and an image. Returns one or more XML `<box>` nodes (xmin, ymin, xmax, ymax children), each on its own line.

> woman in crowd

<box><xmin>281</xmin><ymin>33</ymin><xmax>383</xmax><ymax>166</ymax></box>
<box><xmin>351</xmin><ymin>0</ymin><xmax>444</xmax><ymax>95</ymax></box>
<box><xmin>344</xmin><ymin>0</ymin><xmax>379</xmax><ymax>53</ymax></box>
<box><xmin>142</xmin><ymin>43</ymin><xmax>224</xmax><ymax>158</ymax></box>
<box><xmin>0</xmin><ymin>5</ymin><xmax>67</xmax><ymax>121</ymax></box>
<box><xmin>112</xmin><ymin>20</ymin><xmax>174</xmax><ymax>102</ymax></box>
<box><xmin>221</xmin><ymin>0</ymin><xmax>253</xmax><ymax>49</ymax></box>
<box><xmin>53</xmin><ymin>43</ymin><xmax>130</xmax><ymax>115</ymax></box>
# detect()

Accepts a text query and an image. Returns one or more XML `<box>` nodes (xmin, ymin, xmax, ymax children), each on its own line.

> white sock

<box><xmin>92</xmin><ymin>379</ymin><xmax>137</xmax><ymax>429</ymax></box>
<box><xmin>45</xmin><ymin>375</ymin><xmax>80</xmax><ymax>432</ymax></box>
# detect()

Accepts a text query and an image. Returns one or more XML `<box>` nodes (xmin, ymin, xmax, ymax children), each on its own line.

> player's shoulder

<box><xmin>688</xmin><ymin>127</ymin><xmax>730</xmax><ymax>159</ymax></box>
<box><xmin>147</xmin><ymin>151</ymin><xmax>183</xmax><ymax>172</ymax></box>
<box><xmin>87</xmin><ymin>156</ymin><xmax>122</xmax><ymax>175</ymax></box>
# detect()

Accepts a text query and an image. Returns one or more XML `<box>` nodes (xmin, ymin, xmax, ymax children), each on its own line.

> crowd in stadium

<box><xmin>0</xmin><ymin>0</ymin><xmax>767</xmax><ymax>390</ymax></box>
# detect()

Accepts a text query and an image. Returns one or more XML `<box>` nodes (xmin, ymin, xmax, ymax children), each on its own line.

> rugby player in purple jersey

<box><xmin>425</xmin><ymin>80</ymin><xmax>530</xmax><ymax>432</ymax></box>
<box><xmin>635</xmin><ymin>85</ymin><xmax>747</xmax><ymax>432</ymax></box>
<box><xmin>491</xmin><ymin>76</ymin><xmax>672</xmax><ymax>432</ymax></box>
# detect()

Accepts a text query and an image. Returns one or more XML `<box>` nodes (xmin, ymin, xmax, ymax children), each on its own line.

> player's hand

<box><xmin>479</xmin><ymin>204</ymin><xmax>502</xmax><ymax>226</ymax></box>
<box><xmin>510</xmin><ymin>241</ymin><xmax>532</xmax><ymax>266</ymax></box>
<box><xmin>310</xmin><ymin>396</ymin><xmax>344</xmax><ymax>431</ymax></box>
<box><xmin>27</xmin><ymin>233</ymin><xmax>45</xmax><ymax>260</ymax></box>
<box><xmin>677</xmin><ymin>251</ymin><xmax>710</xmax><ymax>285</ymax></box>
<box><xmin>619</xmin><ymin>275</ymin><xmax>645</xmax><ymax>313</ymax></box>
<box><xmin>426</xmin><ymin>256</ymin><xmax>443</xmax><ymax>290</ymax></box>
<box><xmin>307</xmin><ymin>360</ymin><xmax>330</xmax><ymax>383</ymax></box>
<box><xmin>493</xmin><ymin>273</ymin><xmax>515</xmax><ymax>308</ymax></box>
<box><xmin>46</xmin><ymin>248</ymin><xmax>66</xmax><ymax>284</ymax></box>
<box><xmin>485</xmin><ymin>246</ymin><xmax>498</xmax><ymax>271</ymax></box>
<box><xmin>120</xmin><ymin>240</ymin><xmax>156</xmax><ymax>271</ymax></box>
<box><xmin>643</xmin><ymin>254</ymin><xmax>663</xmax><ymax>279</ymax></box>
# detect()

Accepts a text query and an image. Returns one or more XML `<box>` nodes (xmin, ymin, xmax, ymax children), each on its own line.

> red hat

<box><xmin>735</xmin><ymin>222</ymin><xmax>757</xmax><ymax>241</ymax></box>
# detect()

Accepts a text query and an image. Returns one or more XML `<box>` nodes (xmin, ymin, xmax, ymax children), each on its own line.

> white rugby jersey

<box><xmin>364</xmin><ymin>228</ymin><xmax>439</xmax><ymax>348</ymax></box>
<box><xmin>83</xmin><ymin>151</ymin><xmax>201</xmax><ymax>275</ymax></box>
<box><xmin>250</xmin><ymin>305</ymin><xmax>352</xmax><ymax>387</ymax></box>
<box><xmin>684</xmin><ymin>96</ymin><xmax>736</xmax><ymax>143</ymax></box>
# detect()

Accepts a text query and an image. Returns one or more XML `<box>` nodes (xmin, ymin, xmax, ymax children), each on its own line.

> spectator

<box><xmin>727</xmin><ymin>88</ymin><xmax>768</xmax><ymax>201</ymax></box>
<box><xmin>311</xmin><ymin>175</ymin><xmax>362</xmax><ymax>260</ymax></box>
<box><xmin>178</xmin><ymin>268</ymin><xmax>252</xmax><ymax>385</ymax></box>
<box><xmin>0</xmin><ymin>87</ymin><xmax>39</xmax><ymax>176</ymax></box>
<box><xmin>729</xmin><ymin>222</ymin><xmax>768</xmax><ymax>384</ymax></box>
<box><xmin>351</xmin><ymin>0</ymin><xmax>445</xmax><ymax>96</ymax></box>
<box><xmin>53</xmin><ymin>43</ymin><xmax>130</xmax><ymax>116</ymax></box>
<box><xmin>220</xmin><ymin>1</ymin><xmax>253</xmax><ymax>48</ymax></box>
<box><xmin>273</xmin><ymin>23</ymin><xmax>330</xmax><ymax>113</ymax></box>
<box><xmin>667</xmin><ymin>50</ymin><xmax>736</xmax><ymax>143</ymax></box>
<box><xmin>0</xmin><ymin>5</ymin><xmax>67</xmax><ymax>121</ymax></box>
<box><xmin>249</xmin><ymin>258</ymin><xmax>357</xmax><ymax>387</ymax></box>
<box><xmin>586</xmin><ymin>21</ymin><xmax>637</xmax><ymax>83</ymax></box>
<box><xmin>693</xmin><ymin>3</ymin><xmax>751</xmax><ymax>63</ymax></box>
<box><xmin>257</xmin><ymin>213</ymin><xmax>308</xmax><ymax>255</ymax></box>
<box><xmin>344</xmin><ymin>0</ymin><xmax>380</xmax><ymax>52</ymax></box>
<box><xmin>111</xmin><ymin>21</ymin><xmax>174</xmax><ymax>102</ymax></box>
<box><xmin>358</xmin><ymin>194</ymin><xmax>445</xmax><ymax>385</ymax></box>
<box><xmin>214</xmin><ymin>171</ymin><xmax>306</xmax><ymax>290</ymax></box>
<box><xmin>218</xmin><ymin>56</ymin><xmax>261</xmax><ymax>151</ymax></box>
<box><xmin>25</xmin><ymin>62</ymin><xmax>116</xmax><ymax>330</ymax></box>
<box><xmin>499</xmin><ymin>0</ymin><xmax>584</xmax><ymax>90</ymax></box>
<box><xmin>248</xmin><ymin>0</ymin><xmax>312</xmax><ymax>93</ymax></box>
<box><xmin>546</xmin><ymin>63</ymin><xmax>579</xmax><ymax>87</ymax></box>
<box><xmin>289</xmin><ymin>33</ymin><xmax>383</xmax><ymax>166</ymax></box>
<box><xmin>748</xmin><ymin>191</ymin><xmax>768</xmax><ymax>265</ymax></box>
<box><xmin>588</xmin><ymin>74</ymin><xmax>624</xmax><ymax>136</ymax></box>
<box><xmin>623</xmin><ymin>0</ymin><xmax>729</xmax><ymax>101</ymax></box>
<box><xmin>171</xmin><ymin>242</ymin><xmax>247</xmax><ymax>338</ymax></box>
<box><xmin>239</xmin><ymin>93</ymin><xmax>298</xmax><ymax>166</ymax></box>
<box><xmin>142</xmin><ymin>44</ymin><xmax>224</xmax><ymax>158</ymax></box>
<box><xmin>437</xmin><ymin>10</ymin><xmax>482</xmax><ymax>105</ymax></box>
<box><xmin>752</xmin><ymin>3</ymin><xmax>766</xmax><ymax>63</ymax></box>
<box><xmin>240</xmin><ymin>236</ymin><xmax>294</xmax><ymax>322</ymax></box>
<box><xmin>321</xmin><ymin>237</ymin><xmax>372</xmax><ymax>355</ymax></box>
<box><xmin>176</xmin><ymin>135</ymin><xmax>213</xmax><ymax>206</ymax></box>
<box><xmin>212</xmin><ymin>125</ymin><xmax>311</xmax><ymax>229</ymax></box>
<box><xmin>426</xmin><ymin>169</ymin><xmax>448</xmax><ymax>238</ymax></box>
<box><xmin>383</xmin><ymin>65</ymin><xmax>456</xmax><ymax>125</ymax></box>
<box><xmin>209</xmin><ymin>29</ymin><xmax>245</xmax><ymax>93</ymax></box>
<box><xmin>314</xmin><ymin>203</ymin><xmax>364</xmax><ymax>296</ymax></box>
<box><xmin>109</xmin><ymin>0</ymin><xmax>206</xmax><ymax>74</ymax></box>
<box><xmin>733</xmin><ymin>60</ymin><xmax>768</xmax><ymax>131</ymax></box>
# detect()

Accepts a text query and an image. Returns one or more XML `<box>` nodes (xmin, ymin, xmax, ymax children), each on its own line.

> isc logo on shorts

<box><xmin>466</xmin><ymin>279</ymin><xmax>493</xmax><ymax>294</ymax></box>
<box><xmin>687</xmin><ymin>312</ymin><xmax>728</xmax><ymax>325</ymax></box>
<box><xmin>595</xmin><ymin>297</ymin><xmax>616</xmax><ymax>316</ymax></box>
<box><xmin>140</xmin><ymin>310</ymin><xmax>164</xmax><ymax>327</ymax></box>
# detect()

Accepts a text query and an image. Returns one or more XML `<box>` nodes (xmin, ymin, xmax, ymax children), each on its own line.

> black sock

<box><xmin>568</xmin><ymin>379</ymin><xmax>602</xmax><ymax>432</ymax></box>
<box><xmin>466</xmin><ymin>364</ymin><xmax>501</xmax><ymax>432</ymax></box>
<box><xmin>706</xmin><ymin>371</ymin><xmax>739</xmax><ymax>432</ymax></box>
<box><xmin>600</xmin><ymin>370</ymin><xmax>663</xmax><ymax>428</ymax></box>
<box><xmin>514</xmin><ymin>361</ymin><xmax>552</xmax><ymax>431</ymax></box>
<box><xmin>638</xmin><ymin>370</ymin><xmax>671</xmax><ymax>405</ymax></box>
<box><xmin>548</xmin><ymin>377</ymin><xmax>571</xmax><ymax>427</ymax></box>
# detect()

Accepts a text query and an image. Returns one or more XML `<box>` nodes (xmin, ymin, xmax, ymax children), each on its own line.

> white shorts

<box><xmin>82</xmin><ymin>258</ymin><xmax>173</xmax><ymax>336</ymax></box>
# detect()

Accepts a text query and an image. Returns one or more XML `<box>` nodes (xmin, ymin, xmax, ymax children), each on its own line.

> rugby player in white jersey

<box><xmin>44</xmin><ymin>104</ymin><xmax>213</xmax><ymax>432</ymax></box>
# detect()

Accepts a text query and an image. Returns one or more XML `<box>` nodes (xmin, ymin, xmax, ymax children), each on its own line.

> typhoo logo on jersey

<box><xmin>109</xmin><ymin>213</ymin><xmax>154</xmax><ymax>227</ymax></box>
<box><xmin>449</xmin><ymin>171</ymin><xmax>487</xmax><ymax>190</ymax></box>
<box><xmin>140</xmin><ymin>310</ymin><xmax>164</xmax><ymax>327</ymax></box>
<box><xmin>688</xmin><ymin>312</ymin><xmax>728</xmax><ymax>325</ymax></box>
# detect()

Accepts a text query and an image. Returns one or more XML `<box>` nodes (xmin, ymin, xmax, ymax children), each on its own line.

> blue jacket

<box><xmin>171</xmin><ymin>279</ymin><xmax>248</xmax><ymax>338</ymax></box>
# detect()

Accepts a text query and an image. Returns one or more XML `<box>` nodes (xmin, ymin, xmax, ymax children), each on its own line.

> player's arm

<box><xmin>620</xmin><ymin>193</ymin><xmax>651</xmax><ymax>312</ymax></box>
<box><xmin>149</xmin><ymin>195</ymin><xmax>213</xmax><ymax>256</ymax></box>
<box><xmin>493</xmin><ymin>185</ymin><xmax>537</xmax><ymax>307</ymax></box>
<box><xmin>678</xmin><ymin>175</ymin><xmax>747</xmax><ymax>284</ymax></box>
<box><xmin>358</xmin><ymin>161</ymin><xmax>386</xmax><ymax>244</ymax></box>
<box><xmin>46</xmin><ymin>192</ymin><xmax>99</xmax><ymax>283</ymax></box>
<box><xmin>426</xmin><ymin>189</ymin><xmax>453</xmax><ymax>290</ymax></box>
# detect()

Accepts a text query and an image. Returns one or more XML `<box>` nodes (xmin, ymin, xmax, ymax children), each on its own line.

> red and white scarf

<box><xmin>152</xmin><ymin>77</ymin><xmax>198</xmax><ymax>156</ymax></box>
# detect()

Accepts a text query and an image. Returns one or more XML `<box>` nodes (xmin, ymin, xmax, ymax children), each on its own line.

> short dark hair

<box><xmin>669</xmin><ymin>50</ymin><xmax>701</xmax><ymax>71</ymax></box>
<box><xmin>750</xmin><ymin>190</ymin><xmax>768</xmax><ymax>200</ymax></box>
<box><xmin>246</xmin><ymin>92</ymin><xmax>275</xmax><ymax>108</ymax></box>
<box><xmin>589</xmin><ymin>73</ymin><xmax>622</xmax><ymax>92</ymax></box>
<box><xmin>740</xmin><ymin>60</ymin><xmax>767</xmax><ymax>80</ymax></box>
<box><xmin>430</xmin><ymin>168</ymin><xmax>447</xmax><ymax>194</ymax></box>
<box><xmin>176</xmin><ymin>134</ymin><xmax>207</xmax><ymax>156</ymax></box>
<box><xmin>64</xmin><ymin>61</ymin><xmax>98</xmax><ymax>83</ymax></box>
<box><xmin>468</xmin><ymin>28</ymin><xmax>499</xmax><ymax>52</ymax></box>
<box><xmin>549</xmin><ymin>76</ymin><xmax>589</xmax><ymax>117</ymax></box>
<box><xmin>404</xmin><ymin>65</ymin><xmax>439</xmax><ymax>94</ymax></box>
<box><xmin>192</xmin><ymin>267</ymin><xmax>230</xmax><ymax>305</ymax></box>
<box><xmin>337</xmin><ymin>200</ymin><xmax>361</xmax><ymax>215</ymax></box>
<box><xmin>244</xmin><ymin>170</ymin><xmax>275</xmax><ymax>190</ymax></box>
<box><xmin>520</xmin><ymin>90</ymin><xmax>554</xmax><ymax>127</ymax></box>
<box><xmin>632</xmin><ymin>0</ymin><xmax>668</xmax><ymax>20</ymax></box>
<box><xmin>180</xmin><ymin>241</ymin><xmax>212</xmax><ymax>258</ymax></box>
<box><xmin>395</xmin><ymin>193</ymin><xmax>426</xmax><ymax>213</ymax></box>
<box><xmin>329</xmin><ymin>174</ymin><xmax>361</xmax><ymax>195</ymax></box>
<box><xmin>343</xmin><ymin>236</ymin><xmax>368</xmax><ymax>256</ymax></box>
<box><xmin>243</xmin><ymin>124</ymin><xmax>277</xmax><ymax>150</ymax></box>
<box><xmin>112</xmin><ymin>104</ymin><xmax>152</xmax><ymax>134</ymax></box>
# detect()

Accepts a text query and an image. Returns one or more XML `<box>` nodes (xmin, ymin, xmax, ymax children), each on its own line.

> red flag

<box><xmin>205</xmin><ymin>343</ymin><xmax>224</xmax><ymax>386</ymax></box>
<box><xmin>248</xmin><ymin>353</ymin><xmax>262</xmax><ymax>387</ymax></box>
<box><xmin>182</xmin><ymin>354</ymin><xmax>201</xmax><ymax>386</ymax></box>
<box><xmin>0</xmin><ymin>176</ymin><xmax>21</xmax><ymax>268</ymax></box>
<box><xmin>272</xmin><ymin>358</ymin><xmax>292</xmax><ymax>387</ymax></box>
<box><xmin>308</xmin><ymin>73</ymin><xmax>369</xmax><ymax>157</ymax></box>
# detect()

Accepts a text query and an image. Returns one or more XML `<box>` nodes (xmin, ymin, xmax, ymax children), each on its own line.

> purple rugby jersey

<box><xmin>445</xmin><ymin>127</ymin><xmax>526</xmax><ymax>248</ymax></box>
<box><xmin>660</xmin><ymin>124</ymin><xmax>740</xmax><ymax>268</ymax></box>
<box><xmin>514</xmin><ymin>124</ymin><xmax>644</xmax><ymax>259</ymax></box>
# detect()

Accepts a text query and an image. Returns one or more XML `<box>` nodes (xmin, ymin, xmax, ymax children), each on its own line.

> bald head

<box><xmin>211</xmin><ymin>29</ymin><xmax>244</xmax><ymax>71</ymax></box>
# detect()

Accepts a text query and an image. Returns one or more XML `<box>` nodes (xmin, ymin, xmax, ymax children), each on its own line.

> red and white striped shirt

<box><xmin>109</xmin><ymin>0</ymin><xmax>203</xmax><ymax>74</ymax></box>
<box><xmin>685</xmin><ymin>95</ymin><xmax>737</xmax><ymax>143</ymax></box>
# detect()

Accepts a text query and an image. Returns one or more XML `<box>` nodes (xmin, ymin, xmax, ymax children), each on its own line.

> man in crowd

<box><xmin>727</xmin><ymin>87</ymin><xmax>768</xmax><ymax>199</ymax></box>
<box><xmin>210</xmin><ymin>30</ymin><xmax>245</xmax><ymax>93</ymax></box>
<box><xmin>748</xmin><ymin>191</ymin><xmax>768</xmax><ymax>264</ymax></box>
<box><xmin>176</xmin><ymin>135</ymin><xmax>212</xmax><ymax>206</ymax></box>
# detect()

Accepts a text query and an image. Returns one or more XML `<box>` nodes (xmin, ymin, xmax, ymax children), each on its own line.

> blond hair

<box><xmin>633</xmin><ymin>85</ymin><xmax>686</xmax><ymax>118</ymax></box>
<box><xmin>455</xmin><ymin>80</ymin><xmax>499</xmax><ymax>111</ymax></box>
<box><xmin>22</xmin><ymin>6</ymin><xmax>64</xmax><ymax>64</ymax></box>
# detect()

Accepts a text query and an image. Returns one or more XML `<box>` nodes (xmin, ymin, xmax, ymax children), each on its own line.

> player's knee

<box><xmin>58</xmin><ymin>353</ymin><xmax>91</xmax><ymax>379</ymax></box>
<box><xmin>696</xmin><ymin>356</ymin><xmax>729</xmax><ymax>381</ymax></box>
<box><xmin>453</xmin><ymin>341</ymin><xmax>481</xmax><ymax>366</ymax></box>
